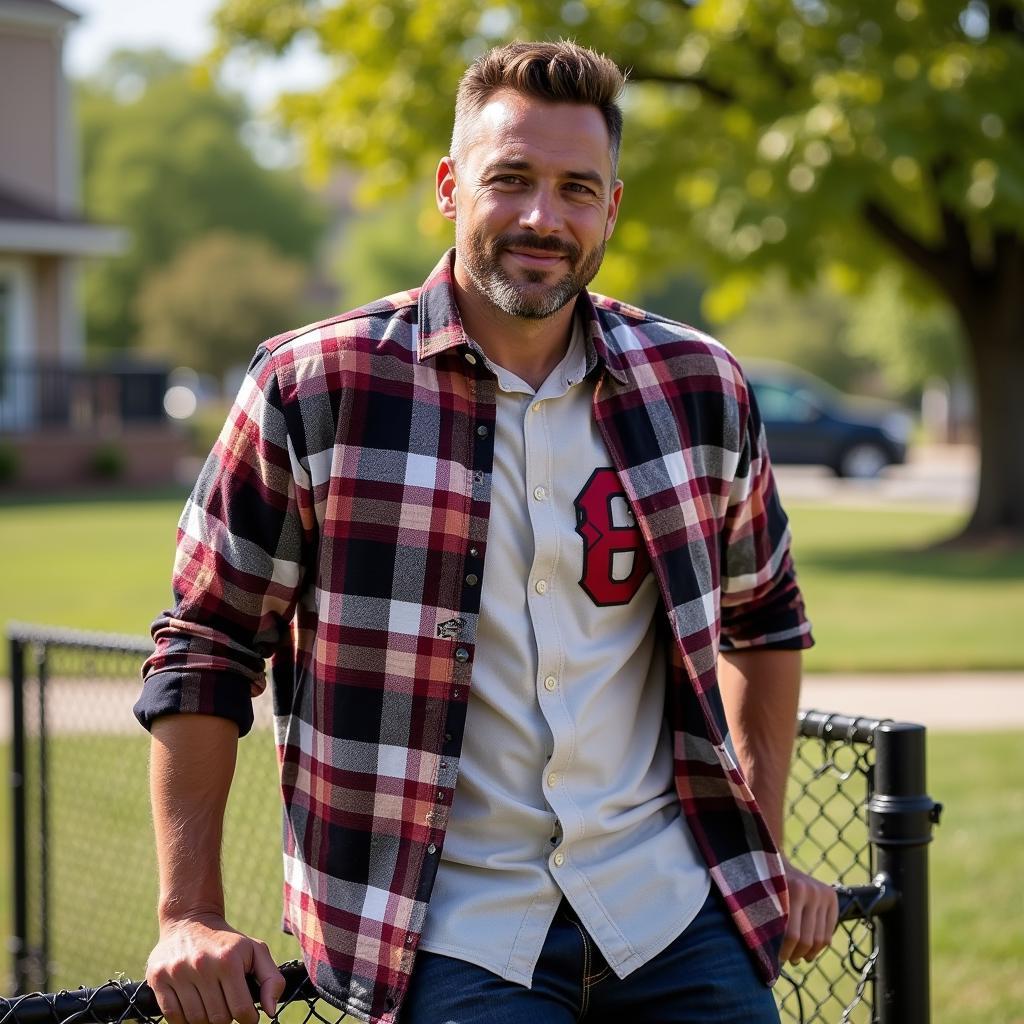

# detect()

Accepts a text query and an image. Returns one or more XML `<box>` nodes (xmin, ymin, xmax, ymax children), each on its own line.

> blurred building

<box><xmin>0</xmin><ymin>0</ymin><xmax>184</xmax><ymax>488</ymax></box>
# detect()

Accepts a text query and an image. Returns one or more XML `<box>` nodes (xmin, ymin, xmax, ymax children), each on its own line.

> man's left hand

<box><xmin>780</xmin><ymin>860</ymin><xmax>840</xmax><ymax>964</ymax></box>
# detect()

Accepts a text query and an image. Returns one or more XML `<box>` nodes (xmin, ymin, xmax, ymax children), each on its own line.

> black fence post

<box><xmin>9</xmin><ymin>635</ymin><xmax>28</xmax><ymax>994</ymax></box>
<box><xmin>34</xmin><ymin>644</ymin><xmax>51</xmax><ymax>993</ymax></box>
<box><xmin>869</xmin><ymin>721</ymin><xmax>941</xmax><ymax>1024</ymax></box>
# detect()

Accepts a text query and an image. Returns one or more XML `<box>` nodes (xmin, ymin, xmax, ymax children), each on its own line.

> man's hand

<box><xmin>780</xmin><ymin>860</ymin><xmax>840</xmax><ymax>964</ymax></box>
<box><xmin>146</xmin><ymin>913</ymin><xmax>285</xmax><ymax>1024</ymax></box>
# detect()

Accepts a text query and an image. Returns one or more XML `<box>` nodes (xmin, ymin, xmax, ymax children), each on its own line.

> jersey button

<box><xmin>533</xmin><ymin>485</ymin><xmax>547</xmax><ymax>501</ymax></box>
<box><xmin>553</xmin><ymin>852</ymin><xmax>565</xmax><ymax>867</ymax></box>
<box><xmin>535</xmin><ymin>579</ymin><xmax>548</xmax><ymax>595</ymax></box>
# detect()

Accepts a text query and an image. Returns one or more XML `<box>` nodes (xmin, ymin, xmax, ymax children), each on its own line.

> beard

<box><xmin>457</xmin><ymin>226</ymin><xmax>606</xmax><ymax>320</ymax></box>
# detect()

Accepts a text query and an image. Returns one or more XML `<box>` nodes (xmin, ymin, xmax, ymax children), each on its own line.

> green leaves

<box><xmin>207</xmin><ymin>0</ymin><xmax>1024</xmax><ymax>304</ymax></box>
<box><xmin>77</xmin><ymin>53</ymin><xmax>325</xmax><ymax>351</ymax></box>
<box><xmin>136</xmin><ymin>231</ymin><xmax>309</xmax><ymax>379</ymax></box>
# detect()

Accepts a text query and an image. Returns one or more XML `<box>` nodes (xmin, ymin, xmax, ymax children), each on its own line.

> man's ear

<box><xmin>604</xmin><ymin>178</ymin><xmax>624</xmax><ymax>242</ymax></box>
<box><xmin>436</xmin><ymin>157</ymin><xmax>458</xmax><ymax>222</ymax></box>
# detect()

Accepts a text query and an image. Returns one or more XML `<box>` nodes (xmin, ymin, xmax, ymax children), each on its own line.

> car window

<box><xmin>752</xmin><ymin>382</ymin><xmax>820</xmax><ymax>422</ymax></box>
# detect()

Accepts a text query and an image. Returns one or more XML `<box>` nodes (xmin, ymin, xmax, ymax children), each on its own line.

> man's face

<box><xmin>437</xmin><ymin>89</ymin><xmax>622</xmax><ymax>320</ymax></box>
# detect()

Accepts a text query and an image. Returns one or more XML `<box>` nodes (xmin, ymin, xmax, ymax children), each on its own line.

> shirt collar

<box><xmin>416</xmin><ymin>248</ymin><xmax>629</xmax><ymax>386</ymax></box>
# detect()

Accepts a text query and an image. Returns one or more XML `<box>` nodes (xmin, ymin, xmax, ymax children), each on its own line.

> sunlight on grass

<box><xmin>1</xmin><ymin>496</ymin><xmax>1021</xmax><ymax>674</ymax></box>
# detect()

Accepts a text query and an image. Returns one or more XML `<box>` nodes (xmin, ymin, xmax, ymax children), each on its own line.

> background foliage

<box><xmin>78</xmin><ymin>50</ymin><xmax>325</xmax><ymax>356</ymax></box>
<box><xmin>210</xmin><ymin>0</ymin><xmax>1022</xmax><ymax>303</ymax></box>
<box><xmin>136</xmin><ymin>231</ymin><xmax>309</xmax><ymax>378</ymax></box>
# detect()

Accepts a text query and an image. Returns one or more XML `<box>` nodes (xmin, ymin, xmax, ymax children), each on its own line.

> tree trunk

<box><xmin>958</xmin><ymin>294</ymin><xmax>1024</xmax><ymax>544</ymax></box>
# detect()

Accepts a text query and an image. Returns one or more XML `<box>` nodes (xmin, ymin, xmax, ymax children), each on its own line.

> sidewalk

<box><xmin>0</xmin><ymin>672</ymin><xmax>1021</xmax><ymax>738</ymax></box>
<box><xmin>802</xmin><ymin>672</ymin><xmax>1024</xmax><ymax>731</ymax></box>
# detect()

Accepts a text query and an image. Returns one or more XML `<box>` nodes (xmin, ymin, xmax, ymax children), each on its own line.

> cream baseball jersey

<box><xmin>419</xmin><ymin>318</ymin><xmax>710</xmax><ymax>985</ymax></box>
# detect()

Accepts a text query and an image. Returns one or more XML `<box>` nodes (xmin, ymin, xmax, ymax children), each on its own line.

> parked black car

<box><xmin>742</xmin><ymin>360</ymin><xmax>912</xmax><ymax>478</ymax></box>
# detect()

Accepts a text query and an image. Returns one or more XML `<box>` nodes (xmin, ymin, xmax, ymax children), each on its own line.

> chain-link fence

<box><xmin>6</xmin><ymin>625</ymin><xmax>291</xmax><ymax>994</ymax></box>
<box><xmin>6</xmin><ymin>625</ymin><xmax>940</xmax><ymax>1024</ymax></box>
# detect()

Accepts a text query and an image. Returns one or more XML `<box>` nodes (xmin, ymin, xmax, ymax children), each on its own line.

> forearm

<box><xmin>717</xmin><ymin>648</ymin><xmax>801</xmax><ymax>846</ymax></box>
<box><xmin>150</xmin><ymin>714</ymin><xmax>239</xmax><ymax>925</ymax></box>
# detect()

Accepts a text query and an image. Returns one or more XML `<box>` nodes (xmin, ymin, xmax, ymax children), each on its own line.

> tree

<box><xmin>210</xmin><ymin>0</ymin><xmax>1024</xmax><ymax>542</ymax></box>
<box><xmin>842</xmin><ymin>269</ymin><xmax>965</xmax><ymax>397</ymax></box>
<box><xmin>77</xmin><ymin>49</ymin><xmax>325</xmax><ymax>352</ymax></box>
<box><xmin>333</xmin><ymin>189</ymin><xmax>451</xmax><ymax>308</ymax></box>
<box><xmin>136</xmin><ymin>231</ymin><xmax>308</xmax><ymax>381</ymax></box>
<box><xmin>714</xmin><ymin>273</ymin><xmax>876</xmax><ymax>392</ymax></box>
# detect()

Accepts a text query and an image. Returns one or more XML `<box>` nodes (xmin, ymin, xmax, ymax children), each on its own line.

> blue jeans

<box><xmin>401</xmin><ymin>889</ymin><xmax>780</xmax><ymax>1023</ymax></box>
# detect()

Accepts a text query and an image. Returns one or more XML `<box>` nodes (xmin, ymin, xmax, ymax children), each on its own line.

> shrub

<box><xmin>0</xmin><ymin>441</ymin><xmax>18</xmax><ymax>484</ymax></box>
<box><xmin>89</xmin><ymin>442</ymin><xmax>125</xmax><ymax>480</ymax></box>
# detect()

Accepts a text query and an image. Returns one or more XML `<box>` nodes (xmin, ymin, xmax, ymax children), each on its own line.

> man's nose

<box><xmin>519</xmin><ymin>191</ymin><xmax>563</xmax><ymax>235</ymax></box>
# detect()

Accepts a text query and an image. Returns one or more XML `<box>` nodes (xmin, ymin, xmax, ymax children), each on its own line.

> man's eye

<box><xmin>565</xmin><ymin>182</ymin><xmax>596</xmax><ymax>195</ymax></box>
<box><xmin>494</xmin><ymin>176</ymin><xmax>525</xmax><ymax>185</ymax></box>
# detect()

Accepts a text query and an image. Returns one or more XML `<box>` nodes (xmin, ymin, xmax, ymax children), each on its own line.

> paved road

<box><xmin>773</xmin><ymin>443</ymin><xmax>977</xmax><ymax>510</ymax></box>
<box><xmin>802</xmin><ymin>672</ymin><xmax>1024</xmax><ymax>731</ymax></box>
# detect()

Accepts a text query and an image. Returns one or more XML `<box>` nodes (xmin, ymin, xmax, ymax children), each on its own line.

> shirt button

<box><xmin>553</xmin><ymin>852</ymin><xmax>565</xmax><ymax>867</ymax></box>
<box><xmin>476</xmin><ymin>424</ymin><xmax>489</xmax><ymax>438</ymax></box>
<box><xmin>533</xmin><ymin>485</ymin><xmax>547</xmax><ymax>501</ymax></box>
<box><xmin>532</xmin><ymin>402</ymin><xmax>543</xmax><ymax>413</ymax></box>
<box><xmin>543</xmin><ymin>675</ymin><xmax>557</xmax><ymax>692</ymax></box>
<box><xmin>464</xmin><ymin>351</ymin><xmax>478</xmax><ymax>365</ymax></box>
<box><xmin>547</xmin><ymin>772</ymin><xmax>558</xmax><ymax>787</ymax></box>
<box><xmin>454</xmin><ymin>647</ymin><xmax>470</xmax><ymax>663</ymax></box>
<box><xmin>427</xmin><ymin>843</ymin><xmax>437</xmax><ymax>855</ymax></box>
<box><xmin>469</xmin><ymin>546</ymin><xmax>480</xmax><ymax>558</ymax></box>
<box><xmin>535</xmin><ymin>579</ymin><xmax>548</xmax><ymax>595</ymax></box>
<box><xmin>465</xmin><ymin>573</ymin><xmax>479</xmax><ymax>586</ymax></box>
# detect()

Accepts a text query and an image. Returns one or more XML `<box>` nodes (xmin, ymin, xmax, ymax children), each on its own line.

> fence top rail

<box><xmin>6</xmin><ymin>623</ymin><xmax>152</xmax><ymax>656</ymax></box>
<box><xmin>0</xmin><ymin>872</ymin><xmax>889</xmax><ymax>1024</ymax></box>
<box><xmin>797</xmin><ymin>707</ymin><xmax>902</xmax><ymax>745</ymax></box>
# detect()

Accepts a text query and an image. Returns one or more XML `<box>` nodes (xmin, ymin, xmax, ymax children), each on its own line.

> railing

<box><xmin>0</xmin><ymin>361</ymin><xmax>168</xmax><ymax>433</ymax></box>
<box><xmin>5</xmin><ymin>624</ymin><xmax>941</xmax><ymax>1023</ymax></box>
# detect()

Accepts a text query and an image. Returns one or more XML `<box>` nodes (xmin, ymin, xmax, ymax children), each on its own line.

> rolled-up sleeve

<box><xmin>719</xmin><ymin>380</ymin><xmax>813</xmax><ymax>652</ymax></box>
<box><xmin>135</xmin><ymin>347</ymin><xmax>312</xmax><ymax>736</ymax></box>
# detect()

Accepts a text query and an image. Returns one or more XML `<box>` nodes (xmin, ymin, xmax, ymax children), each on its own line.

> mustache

<box><xmin>494</xmin><ymin>233</ymin><xmax>580</xmax><ymax>260</ymax></box>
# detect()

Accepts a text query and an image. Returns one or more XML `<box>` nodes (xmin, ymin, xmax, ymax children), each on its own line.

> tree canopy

<box><xmin>210</xmin><ymin>0</ymin><xmax>1024</xmax><ymax>539</ymax></box>
<box><xmin>136</xmin><ymin>231</ymin><xmax>309</xmax><ymax>380</ymax></box>
<box><xmin>210</xmin><ymin>1</ymin><xmax>1021</xmax><ymax>296</ymax></box>
<box><xmin>77</xmin><ymin>49</ymin><xmax>325</xmax><ymax>352</ymax></box>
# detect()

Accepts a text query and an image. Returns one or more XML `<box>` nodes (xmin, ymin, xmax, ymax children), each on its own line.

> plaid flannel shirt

<box><xmin>137</xmin><ymin>249</ymin><xmax>812</xmax><ymax>1024</ymax></box>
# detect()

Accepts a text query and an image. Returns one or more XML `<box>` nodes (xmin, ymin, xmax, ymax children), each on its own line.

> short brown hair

<box><xmin>451</xmin><ymin>41</ymin><xmax>626</xmax><ymax>172</ymax></box>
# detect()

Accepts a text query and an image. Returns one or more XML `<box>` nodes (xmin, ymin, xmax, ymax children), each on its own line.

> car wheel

<box><xmin>835</xmin><ymin>442</ymin><xmax>890</xmax><ymax>479</ymax></box>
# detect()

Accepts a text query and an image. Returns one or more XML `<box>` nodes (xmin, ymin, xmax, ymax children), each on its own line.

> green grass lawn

<box><xmin>927</xmin><ymin>732</ymin><xmax>1024</xmax><ymax>1024</ymax></box>
<box><xmin>0</xmin><ymin>730</ymin><xmax>1017</xmax><ymax>1023</ymax></box>
<box><xmin>788</xmin><ymin>504</ymin><xmax>1024</xmax><ymax>672</ymax></box>
<box><xmin>0</xmin><ymin>490</ymin><xmax>186</xmax><ymax>666</ymax></box>
<box><xmin>0</xmin><ymin>494</ymin><xmax>1019</xmax><ymax>1017</ymax></box>
<box><xmin>1</xmin><ymin>493</ymin><xmax>1021</xmax><ymax>674</ymax></box>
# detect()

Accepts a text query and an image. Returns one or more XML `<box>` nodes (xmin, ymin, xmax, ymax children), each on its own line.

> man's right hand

<box><xmin>146</xmin><ymin>913</ymin><xmax>285</xmax><ymax>1024</ymax></box>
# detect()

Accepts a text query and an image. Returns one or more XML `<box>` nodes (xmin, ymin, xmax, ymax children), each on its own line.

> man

<box><xmin>136</xmin><ymin>40</ymin><xmax>838</xmax><ymax>1024</ymax></box>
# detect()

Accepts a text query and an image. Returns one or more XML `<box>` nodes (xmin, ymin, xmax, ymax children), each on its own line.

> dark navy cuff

<box><xmin>134</xmin><ymin>670</ymin><xmax>256</xmax><ymax>736</ymax></box>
